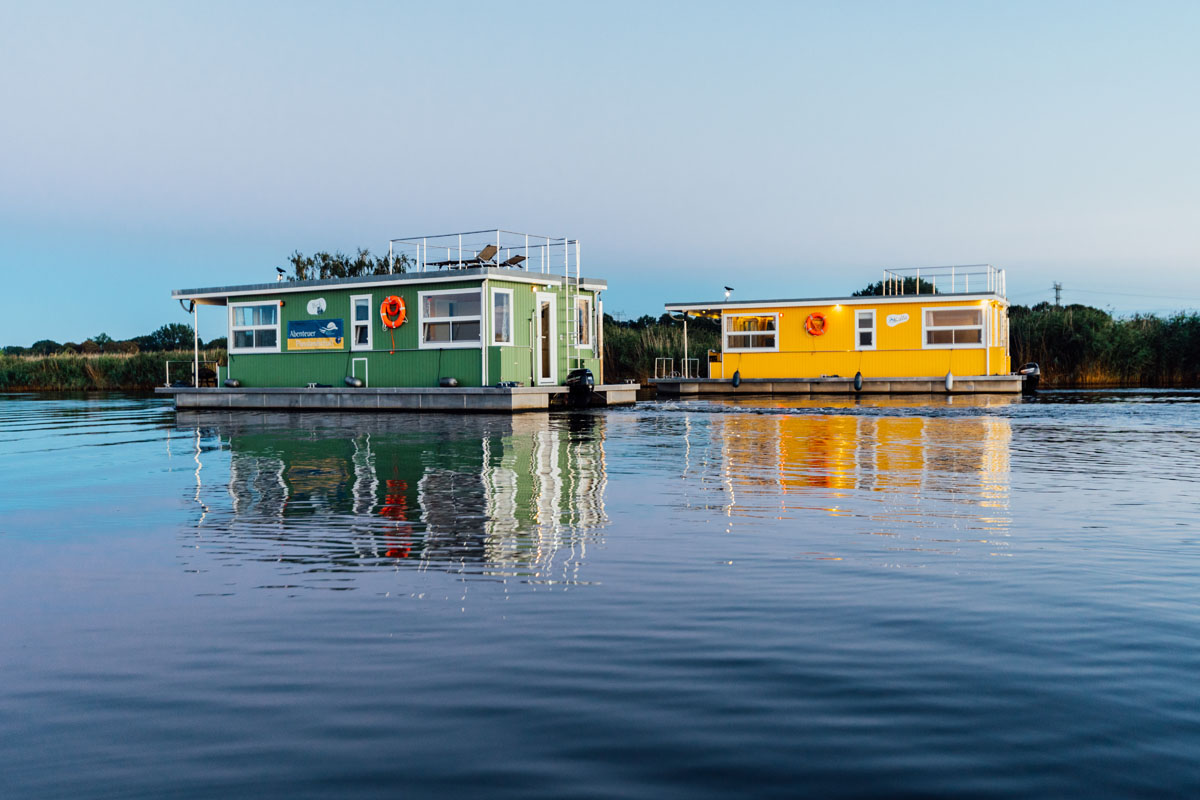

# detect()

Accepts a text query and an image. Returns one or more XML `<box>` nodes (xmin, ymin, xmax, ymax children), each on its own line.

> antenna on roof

<box><xmin>724</xmin><ymin>286</ymin><xmax>734</xmax><ymax>301</ymax></box>
<box><xmin>276</xmin><ymin>267</ymin><xmax>286</xmax><ymax>282</ymax></box>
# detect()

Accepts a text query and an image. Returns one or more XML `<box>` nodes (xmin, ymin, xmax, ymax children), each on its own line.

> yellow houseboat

<box><xmin>654</xmin><ymin>265</ymin><xmax>1031</xmax><ymax>395</ymax></box>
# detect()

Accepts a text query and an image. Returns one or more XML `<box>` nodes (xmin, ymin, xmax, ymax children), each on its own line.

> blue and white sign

<box><xmin>287</xmin><ymin>318</ymin><xmax>344</xmax><ymax>350</ymax></box>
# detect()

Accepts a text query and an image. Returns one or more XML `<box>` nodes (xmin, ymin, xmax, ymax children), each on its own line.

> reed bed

<box><xmin>603</xmin><ymin>319</ymin><xmax>720</xmax><ymax>383</ymax></box>
<box><xmin>0</xmin><ymin>350</ymin><xmax>226</xmax><ymax>391</ymax></box>
<box><xmin>1010</xmin><ymin>305</ymin><xmax>1200</xmax><ymax>388</ymax></box>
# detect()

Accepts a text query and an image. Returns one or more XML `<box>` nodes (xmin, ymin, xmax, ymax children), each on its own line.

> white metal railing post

<box><xmin>683</xmin><ymin>315</ymin><xmax>689</xmax><ymax>377</ymax></box>
<box><xmin>576</xmin><ymin>239</ymin><xmax>582</xmax><ymax>369</ymax></box>
<box><xmin>916</xmin><ymin>268</ymin><xmax>920</xmax><ymax>295</ymax></box>
<box><xmin>193</xmin><ymin>304</ymin><xmax>199</xmax><ymax>389</ymax></box>
<box><xmin>951</xmin><ymin>265</ymin><xmax>956</xmax><ymax>293</ymax></box>
<box><xmin>458</xmin><ymin>234</ymin><xmax>462</xmax><ymax>267</ymax></box>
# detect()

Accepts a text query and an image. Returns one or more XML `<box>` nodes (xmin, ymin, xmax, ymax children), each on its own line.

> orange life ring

<box><xmin>805</xmin><ymin>313</ymin><xmax>826</xmax><ymax>336</ymax></box>
<box><xmin>380</xmin><ymin>296</ymin><xmax>406</xmax><ymax>328</ymax></box>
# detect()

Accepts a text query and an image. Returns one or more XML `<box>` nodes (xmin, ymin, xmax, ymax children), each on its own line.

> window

<box><xmin>492</xmin><ymin>289</ymin><xmax>513</xmax><ymax>345</ymax></box>
<box><xmin>855</xmin><ymin>309</ymin><xmax>876</xmax><ymax>350</ymax></box>
<box><xmin>351</xmin><ymin>294</ymin><xmax>372</xmax><ymax>351</ymax></box>
<box><xmin>724</xmin><ymin>314</ymin><xmax>778</xmax><ymax>352</ymax></box>
<box><xmin>229</xmin><ymin>302</ymin><xmax>280</xmax><ymax>352</ymax></box>
<box><xmin>923</xmin><ymin>306</ymin><xmax>984</xmax><ymax>348</ymax></box>
<box><xmin>419</xmin><ymin>289</ymin><xmax>482</xmax><ymax>348</ymax></box>
<box><xmin>576</xmin><ymin>296</ymin><xmax>592</xmax><ymax>348</ymax></box>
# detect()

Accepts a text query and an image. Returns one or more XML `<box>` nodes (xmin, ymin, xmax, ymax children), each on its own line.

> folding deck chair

<box><xmin>427</xmin><ymin>244</ymin><xmax>499</xmax><ymax>269</ymax></box>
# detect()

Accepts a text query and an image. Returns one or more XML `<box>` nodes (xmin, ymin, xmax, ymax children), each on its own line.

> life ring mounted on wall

<box><xmin>380</xmin><ymin>295</ymin><xmax>406</xmax><ymax>354</ymax></box>
<box><xmin>805</xmin><ymin>313</ymin><xmax>827</xmax><ymax>336</ymax></box>
<box><xmin>380</xmin><ymin>296</ymin><xmax>406</xmax><ymax>328</ymax></box>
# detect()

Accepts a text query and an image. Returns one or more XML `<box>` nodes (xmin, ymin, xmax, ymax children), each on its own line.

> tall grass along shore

<box><xmin>0</xmin><ymin>350</ymin><xmax>226</xmax><ymax>392</ymax></box>
<box><xmin>1010</xmin><ymin>304</ymin><xmax>1200</xmax><ymax>388</ymax></box>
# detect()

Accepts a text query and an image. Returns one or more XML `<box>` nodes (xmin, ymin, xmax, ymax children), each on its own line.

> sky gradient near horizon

<box><xmin>2</xmin><ymin>1</ymin><xmax>1199</xmax><ymax>346</ymax></box>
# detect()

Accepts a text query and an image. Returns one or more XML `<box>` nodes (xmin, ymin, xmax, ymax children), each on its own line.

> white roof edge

<box><xmin>665</xmin><ymin>293</ymin><xmax>1008</xmax><ymax>312</ymax></box>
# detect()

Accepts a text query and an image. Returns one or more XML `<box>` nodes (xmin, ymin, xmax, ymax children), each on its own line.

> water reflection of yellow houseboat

<box><xmin>656</xmin><ymin>264</ymin><xmax>1028</xmax><ymax>395</ymax></box>
<box><xmin>699</xmin><ymin>407</ymin><xmax>1012</xmax><ymax>530</ymax></box>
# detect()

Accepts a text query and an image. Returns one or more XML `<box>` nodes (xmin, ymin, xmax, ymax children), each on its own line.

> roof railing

<box><xmin>386</xmin><ymin>228</ymin><xmax>578</xmax><ymax>276</ymax></box>
<box><xmin>881</xmin><ymin>264</ymin><xmax>1005</xmax><ymax>298</ymax></box>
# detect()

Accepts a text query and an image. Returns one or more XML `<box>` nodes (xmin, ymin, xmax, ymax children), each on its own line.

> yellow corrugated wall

<box><xmin>717</xmin><ymin>298</ymin><xmax>1010</xmax><ymax>379</ymax></box>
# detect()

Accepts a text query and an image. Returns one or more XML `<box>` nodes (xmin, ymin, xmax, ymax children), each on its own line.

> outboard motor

<box><xmin>565</xmin><ymin>368</ymin><xmax>595</xmax><ymax>408</ymax></box>
<box><xmin>1018</xmin><ymin>362</ymin><xmax>1040</xmax><ymax>394</ymax></box>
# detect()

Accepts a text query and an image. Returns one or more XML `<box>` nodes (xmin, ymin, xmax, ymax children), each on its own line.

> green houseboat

<box><xmin>161</xmin><ymin>230</ymin><xmax>636</xmax><ymax>412</ymax></box>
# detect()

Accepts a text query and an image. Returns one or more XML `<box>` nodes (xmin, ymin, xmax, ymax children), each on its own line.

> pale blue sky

<box><xmin>2</xmin><ymin>0</ymin><xmax>1198</xmax><ymax>345</ymax></box>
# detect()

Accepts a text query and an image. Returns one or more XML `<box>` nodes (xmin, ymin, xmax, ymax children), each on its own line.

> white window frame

<box><xmin>855</xmin><ymin>309</ymin><xmax>876</xmax><ymax>351</ymax></box>
<box><xmin>921</xmin><ymin>305</ymin><xmax>986</xmax><ymax>350</ymax></box>
<box><xmin>418</xmin><ymin>287</ymin><xmax>483</xmax><ymax>350</ymax></box>
<box><xmin>575</xmin><ymin>295</ymin><xmax>593</xmax><ymax>350</ymax></box>
<box><xmin>350</xmin><ymin>294</ymin><xmax>372</xmax><ymax>352</ymax></box>
<box><xmin>228</xmin><ymin>300</ymin><xmax>281</xmax><ymax>354</ymax></box>
<box><xmin>723</xmin><ymin>312</ymin><xmax>780</xmax><ymax>353</ymax></box>
<box><xmin>491</xmin><ymin>288</ymin><xmax>514</xmax><ymax>346</ymax></box>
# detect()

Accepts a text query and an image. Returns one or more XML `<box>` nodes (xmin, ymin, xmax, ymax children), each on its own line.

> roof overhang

<box><xmin>173</xmin><ymin>268</ymin><xmax>607</xmax><ymax>303</ymax></box>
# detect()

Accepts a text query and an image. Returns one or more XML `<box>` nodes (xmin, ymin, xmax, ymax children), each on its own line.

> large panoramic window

<box><xmin>923</xmin><ymin>306</ymin><xmax>984</xmax><ymax>347</ymax></box>
<box><xmin>229</xmin><ymin>302</ymin><xmax>279</xmax><ymax>352</ymax></box>
<box><xmin>492</xmin><ymin>289</ymin><xmax>513</xmax><ymax>345</ymax></box>
<box><xmin>576</xmin><ymin>296</ymin><xmax>592</xmax><ymax>348</ymax></box>
<box><xmin>724</xmin><ymin>314</ymin><xmax>778</xmax><ymax>352</ymax></box>
<box><xmin>419</xmin><ymin>289</ymin><xmax>482</xmax><ymax>348</ymax></box>
<box><xmin>856</xmin><ymin>309</ymin><xmax>876</xmax><ymax>350</ymax></box>
<box><xmin>351</xmin><ymin>295</ymin><xmax>372</xmax><ymax>351</ymax></box>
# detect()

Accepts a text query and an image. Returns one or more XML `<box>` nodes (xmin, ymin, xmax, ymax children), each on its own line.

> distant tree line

<box><xmin>853</xmin><ymin>277</ymin><xmax>937</xmax><ymax>296</ymax></box>
<box><xmin>3</xmin><ymin>323</ymin><xmax>225</xmax><ymax>357</ymax></box>
<box><xmin>284</xmin><ymin>249</ymin><xmax>413</xmax><ymax>281</ymax></box>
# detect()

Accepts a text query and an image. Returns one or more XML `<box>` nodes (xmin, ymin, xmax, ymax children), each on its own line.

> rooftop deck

<box><xmin>664</xmin><ymin>264</ymin><xmax>1007</xmax><ymax>313</ymax></box>
<box><xmin>389</xmin><ymin>228</ymin><xmax>580</xmax><ymax>277</ymax></box>
<box><xmin>880</xmin><ymin>264</ymin><xmax>1005</xmax><ymax>297</ymax></box>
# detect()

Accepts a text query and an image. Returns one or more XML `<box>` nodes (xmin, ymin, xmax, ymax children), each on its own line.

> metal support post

<box><xmin>192</xmin><ymin>303</ymin><xmax>200</xmax><ymax>388</ymax></box>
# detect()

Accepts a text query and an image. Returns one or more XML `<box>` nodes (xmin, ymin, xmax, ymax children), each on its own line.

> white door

<box><xmin>535</xmin><ymin>292</ymin><xmax>557</xmax><ymax>385</ymax></box>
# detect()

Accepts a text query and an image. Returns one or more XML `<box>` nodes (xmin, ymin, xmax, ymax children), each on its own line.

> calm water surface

<box><xmin>2</xmin><ymin>391</ymin><xmax>1199</xmax><ymax>798</ymax></box>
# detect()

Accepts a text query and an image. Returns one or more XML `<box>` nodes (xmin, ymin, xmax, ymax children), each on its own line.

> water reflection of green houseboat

<box><xmin>179</xmin><ymin>412</ymin><xmax>608</xmax><ymax>580</ymax></box>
